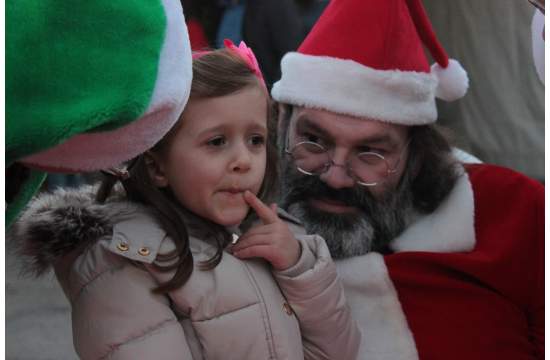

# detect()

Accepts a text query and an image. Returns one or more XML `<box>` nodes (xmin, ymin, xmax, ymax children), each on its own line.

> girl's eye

<box><xmin>248</xmin><ymin>135</ymin><xmax>265</xmax><ymax>146</ymax></box>
<box><xmin>207</xmin><ymin>137</ymin><xmax>225</xmax><ymax>147</ymax></box>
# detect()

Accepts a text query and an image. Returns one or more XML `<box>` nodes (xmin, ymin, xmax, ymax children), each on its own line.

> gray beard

<box><xmin>279</xmin><ymin>163</ymin><xmax>415</xmax><ymax>260</ymax></box>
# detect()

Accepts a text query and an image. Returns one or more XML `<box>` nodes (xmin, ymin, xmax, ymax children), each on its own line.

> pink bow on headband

<box><xmin>192</xmin><ymin>40</ymin><xmax>268</xmax><ymax>94</ymax></box>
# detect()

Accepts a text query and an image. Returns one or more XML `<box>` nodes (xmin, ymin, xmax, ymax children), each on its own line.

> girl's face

<box><xmin>150</xmin><ymin>84</ymin><xmax>268</xmax><ymax>226</ymax></box>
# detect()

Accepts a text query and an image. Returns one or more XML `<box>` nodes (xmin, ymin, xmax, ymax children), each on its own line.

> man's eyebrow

<box><xmin>296</xmin><ymin>117</ymin><xmax>400</xmax><ymax>148</ymax></box>
<box><xmin>358</xmin><ymin>135</ymin><xmax>397</xmax><ymax>147</ymax></box>
<box><xmin>295</xmin><ymin>117</ymin><xmax>331</xmax><ymax>138</ymax></box>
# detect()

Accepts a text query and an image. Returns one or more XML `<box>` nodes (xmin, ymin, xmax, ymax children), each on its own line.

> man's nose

<box><xmin>319</xmin><ymin>164</ymin><xmax>355</xmax><ymax>189</ymax></box>
<box><xmin>318</xmin><ymin>150</ymin><xmax>355</xmax><ymax>189</ymax></box>
<box><xmin>229</xmin><ymin>143</ymin><xmax>252</xmax><ymax>173</ymax></box>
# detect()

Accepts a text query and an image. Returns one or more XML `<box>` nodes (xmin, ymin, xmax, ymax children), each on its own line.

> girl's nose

<box><xmin>230</xmin><ymin>144</ymin><xmax>252</xmax><ymax>173</ymax></box>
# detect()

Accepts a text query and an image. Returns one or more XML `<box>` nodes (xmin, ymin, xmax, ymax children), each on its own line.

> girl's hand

<box><xmin>230</xmin><ymin>190</ymin><xmax>301</xmax><ymax>271</ymax></box>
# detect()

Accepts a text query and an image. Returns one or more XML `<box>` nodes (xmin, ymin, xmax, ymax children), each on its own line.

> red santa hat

<box><xmin>271</xmin><ymin>0</ymin><xmax>468</xmax><ymax>125</ymax></box>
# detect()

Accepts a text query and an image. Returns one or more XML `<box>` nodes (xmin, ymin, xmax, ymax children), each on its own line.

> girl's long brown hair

<box><xmin>97</xmin><ymin>49</ymin><xmax>279</xmax><ymax>293</ymax></box>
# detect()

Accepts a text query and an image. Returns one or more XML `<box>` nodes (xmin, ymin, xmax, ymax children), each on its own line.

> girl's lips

<box><xmin>219</xmin><ymin>188</ymin><xmax>247</xmax><ymax>195</ymax></box>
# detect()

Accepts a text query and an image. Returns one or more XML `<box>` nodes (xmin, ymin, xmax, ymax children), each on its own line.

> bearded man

<box><xmin>271</xmin><ymin>0</ymin><xmax>544</xmax><ymax>359</ymax></box>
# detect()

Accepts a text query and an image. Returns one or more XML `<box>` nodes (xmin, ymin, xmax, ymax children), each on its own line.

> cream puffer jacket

<box><xmin>13</xmin><ymin>186</ymin><xmax>360</xmax><ymax>360</ymax></box>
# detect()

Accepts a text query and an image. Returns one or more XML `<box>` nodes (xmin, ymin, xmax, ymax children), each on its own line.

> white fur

<box><xmin>334</xmin><ymin>169</ymin><xmax>476</xmax><ymax>358</ymax></box>
<box><xmin>271</xmin><ymin>52</ymin><xmax>439</xmax><ymax>125</ymax></box>
<box><xmin>335</xmin><ymin>253</ymin><xmax>419</xmax><ymax>360</ymax></box>
<box><xmin>22</xmin><ymin>0</ymin><xmax>192</xmax><ymax>172</ymax></box>
<box><xmin>432</xmin><ymin>59</ymin><xmax>469</xmax><ymax>101</ymax></box>
<box><xmin>390</xmin><ymin>169</ymin><xmax>475</xmax><ymax>253</ymax></box>
<box><xmin>532</xmin><ymin>10</ymin><xmax>545</xmax><ymax>85</ymax></box>
<box><xmin>452</xmin><ymin>148</ymin><xmax>482</xmax><ymax>164</ymax></box>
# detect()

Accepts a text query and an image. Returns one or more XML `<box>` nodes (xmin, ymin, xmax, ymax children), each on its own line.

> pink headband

<box><xmin>192</xmin><ymin>39</ymin><xmax>268</xmax><ymax>94</ymax></box>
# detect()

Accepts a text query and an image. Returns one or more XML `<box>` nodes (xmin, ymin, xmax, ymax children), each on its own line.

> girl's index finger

<box><xmin>243</xmin><ymin>190</ymin><xmax>279</xmax><ymax>225</ymax></box>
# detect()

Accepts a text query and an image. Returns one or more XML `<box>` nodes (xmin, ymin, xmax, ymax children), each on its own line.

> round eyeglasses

<box><xmin>285</xmin><ymin>136</ymin><xmax>412</xmax><ymax>186</ymax></box>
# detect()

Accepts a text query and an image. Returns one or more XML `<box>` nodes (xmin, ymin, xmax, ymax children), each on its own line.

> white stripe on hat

<box><xmin>272</xmin><ymin>52</ymin><xmax>439</xmax><ymax>125</ymax></box>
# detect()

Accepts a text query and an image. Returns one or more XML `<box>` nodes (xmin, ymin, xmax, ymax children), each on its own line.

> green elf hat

<box><xmin>6</xmin><ymin>0</ymin><xmax>193</xmax><ymax>227</ymax></box>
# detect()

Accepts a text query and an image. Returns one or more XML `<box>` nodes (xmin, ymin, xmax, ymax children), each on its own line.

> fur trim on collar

<box><xmin>390</xmin><ymin>170</ymin><xmax>475</xmax><ymax>253</ymax></box>
<box><xmin>10</xmin><ymin>185</ymin><xmax>137</xmax><ymax>277</ymax></box>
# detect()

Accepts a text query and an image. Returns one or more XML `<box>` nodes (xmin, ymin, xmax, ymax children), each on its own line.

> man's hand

<box><xmin>230</xmin><ymin>190</ymin><xmax>302</xmax><ymax>271</ymax></box>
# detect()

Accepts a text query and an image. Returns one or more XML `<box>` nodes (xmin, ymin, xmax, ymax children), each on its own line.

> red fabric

<box><xmin>298</xmin><ymin>0</ymin><xmax>432</xmax><ymax>72</ymax></box>
<box><xmin>405</xmin><ymin>0</ymin><xmax>448</xmax><ymax>68</ymax></box>
<box><xmin>385</xmin><ymin>164</ymin><xmax>544</xmax><ymax>359</ymax></box>
<box><xmin>186</xmin><ymin>20</ymin><xmax>208</xmax><ymax>52</ymax></box>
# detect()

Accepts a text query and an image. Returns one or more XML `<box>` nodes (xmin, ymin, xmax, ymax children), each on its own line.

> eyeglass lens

<box><xmin>351</xmin><ymin>153</ymin><xmax>389</xmax><ymax>185</ymax></box>
<box><xmin>290</xmin><ymin>142</ymin><xmax>390</xmax><ymax>185</ymax></box>
<box><xmin>292</xmin><ymin>142</ymin><xmax>330</xmax><ymax>175</ymax></box>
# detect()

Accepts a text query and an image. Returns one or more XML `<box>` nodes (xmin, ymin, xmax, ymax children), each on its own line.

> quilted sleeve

<box><xmin>273</xmin><ymin>234</ymin><xmax>361</xmax><ymax>360</ymax></box>
<box><xmin>70</xmin><ymin>246</ymin><xmax>193</xmax><ymax>360</ymax></box>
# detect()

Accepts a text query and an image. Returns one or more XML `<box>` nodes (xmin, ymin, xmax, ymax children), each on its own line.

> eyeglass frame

<box><xmin>284</xmin><ymin>129</ymin><xmax>412</xmax><ymax>186</ymax></box>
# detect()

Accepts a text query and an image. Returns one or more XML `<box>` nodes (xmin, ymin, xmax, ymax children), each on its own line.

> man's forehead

<box><xmin>291</xmin><ymin>106</ymin><xmax>408</xmax><ymax>144</ymax></box>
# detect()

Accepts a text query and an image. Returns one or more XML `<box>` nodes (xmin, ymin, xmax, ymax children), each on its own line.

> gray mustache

<box><xmin>280</xmin><ymin>173</ymin><xmax>375</xmax><ymax>210</ymax></box>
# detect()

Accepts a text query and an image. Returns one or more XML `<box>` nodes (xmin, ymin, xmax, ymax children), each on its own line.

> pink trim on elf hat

<box><xmin>271</xmin><ymin>0</ymin><xmax>468</xmax><ymax>125</ymax></box>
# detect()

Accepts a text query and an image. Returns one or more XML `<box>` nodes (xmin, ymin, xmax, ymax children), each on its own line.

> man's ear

<box><xmin>277</xmin><ymin>103</ymin><xmax>286</xmax><ymax>133</ymax></box>
<box><xmin>144</xmin><ymin>150</ymin><xmax>169</xmax><ymax>187</ymax></box>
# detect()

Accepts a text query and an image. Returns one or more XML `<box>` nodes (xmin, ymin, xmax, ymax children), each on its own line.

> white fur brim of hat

<box><xmin>272</xmin><ymin>52</ymin><xmax>468</xmax><ymax>125</ymax></box>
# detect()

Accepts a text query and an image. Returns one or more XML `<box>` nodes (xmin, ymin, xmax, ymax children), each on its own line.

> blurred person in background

<box><xmin>181</xmin><ymin>0</ymin><xmax>209</xmax><ymax>51</ymax></box>
<box><xmin>214</xmin><ymin>0</ymin><xmax>305</xmax><ymax>89</ymax></box>
<box><xmin>422</xmin><ymin>0</ymin><xmax>545</xmax><ymax>182</ymax></box>
<box><xmin>530</xmin><ymin>0</ymin><xmax>544</xmax><ymax>84</ymax></box>
<box><xmin>44</xmin><ymin>173</ymin><xmax>83</xmax><ymax>190</ymax></box>
<box><xmin>295</xmin><ymin>0</ymin><xmax>331</xmax><ymax>36</ymax></box>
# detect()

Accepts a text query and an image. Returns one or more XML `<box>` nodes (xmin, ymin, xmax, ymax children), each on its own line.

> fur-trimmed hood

<box><xmin>10</xmin><ymin>185</ymin><xmax>138</xmax><ymax>277</ymax></box>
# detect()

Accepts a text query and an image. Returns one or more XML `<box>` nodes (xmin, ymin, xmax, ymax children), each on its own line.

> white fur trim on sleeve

<box><xmin>271</xmin><ymin>52</ymin><xmax>439</xmax><ymax>125</ymax></box>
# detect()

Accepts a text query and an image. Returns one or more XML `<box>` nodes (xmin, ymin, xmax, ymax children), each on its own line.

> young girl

<box><xmin>14</xmin><ymin>41</ymin><xmax>360</xmax><ymax>360</ymax></box>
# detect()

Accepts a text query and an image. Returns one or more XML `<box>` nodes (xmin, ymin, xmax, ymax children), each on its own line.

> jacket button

<box><xmin>283</xmin><ymin>303</ymin><xmax>293</xmax><ymax>316</ymax></box>
<box><xmin>117</xmin><ymin>243</ymin><xmax>129</xmax><ymax>251</ymax></box>
<box><xmin>138</xmin><ymin>247</ymin><xmax>150</xmax><ymax>256</ymax></box>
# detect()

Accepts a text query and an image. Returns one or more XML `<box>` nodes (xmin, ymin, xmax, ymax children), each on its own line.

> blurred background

<box><xmin>424</xmin><ymin>0</ymin><xmax>545</xmax><ymax>182</ymax></box>
<box><xmin>6</xmin><ymin>0</ymin><xmax>544</xmax><ymax>358</ymax></box>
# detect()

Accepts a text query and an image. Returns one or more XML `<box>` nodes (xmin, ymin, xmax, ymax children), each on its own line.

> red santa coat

<box><xmin>335</xmin><ymin>164</ymin><xmax>544</xmax><ymax>360</ymax></box>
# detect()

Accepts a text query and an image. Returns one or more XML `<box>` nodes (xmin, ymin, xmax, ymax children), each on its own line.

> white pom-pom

<box><xmin>432</xmin><ymin>59</ymin><xmax>469</xmax><ymax>101</ymax></box>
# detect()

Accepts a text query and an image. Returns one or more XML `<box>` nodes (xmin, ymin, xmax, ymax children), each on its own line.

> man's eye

<box><xmin>306</xmin><ymin>133</ymin><xmax>321</xmax><ymax>143</ymax></box>
<box><xmin>207</xmin><ymin>137</ymin><xmax>225</xmax><ymax>147</ymax></box>
<box><xmin>248</xmin><ymin>135</ymin><xmax>265</xmax><ymax>146</ymax></box>
<box><xmin>358</xmin><ymin>146</ymin><xmax>373</xmax><ymax>153</ymax></box>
